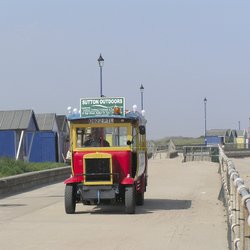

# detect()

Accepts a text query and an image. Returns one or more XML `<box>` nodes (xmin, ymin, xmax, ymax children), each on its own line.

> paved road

<box><xmin>0</xmin><ymin>156</ymin><xmax>228</xmax><ymax>250</ymax></box>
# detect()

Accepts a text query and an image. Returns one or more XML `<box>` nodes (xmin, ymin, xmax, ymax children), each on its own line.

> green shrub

<box><xmin>0</xmin><ymin>157</ymin><xmax>66</xmax><ymax>178</ymax></box>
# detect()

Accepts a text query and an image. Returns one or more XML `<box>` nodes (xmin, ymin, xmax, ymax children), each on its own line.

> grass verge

<box><xmin>0</xmin><ymin>157</ymin><xmax>66</xmax><ymax>178</ymax></box>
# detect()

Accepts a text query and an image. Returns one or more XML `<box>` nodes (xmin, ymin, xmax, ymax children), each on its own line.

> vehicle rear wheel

<box><xmin>136</xmin><ymin>191</ymin><xmax>144</xmax><ymax>206</ymax></box>
<box><xmin>125</xmin><ymin>186</ymin><xmax>136</xmax><ymax>214</ymax></box>
<box><xmin>65</xmin><ymin>184</ymin><xmax>76</xmax><ymax>214</ymax></box>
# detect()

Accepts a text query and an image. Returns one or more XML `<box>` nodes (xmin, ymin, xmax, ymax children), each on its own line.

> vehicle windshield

<box><xmin>75</xmin><ymin>126</ymin><xmax>128</xmax><ymax>148</ymax></box>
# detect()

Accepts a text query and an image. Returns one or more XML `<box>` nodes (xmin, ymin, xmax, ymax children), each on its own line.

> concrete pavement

<box><xmin>0</xmin><ymin>156</ymin><xmax>228</xmax><ymax>250</ymax></box>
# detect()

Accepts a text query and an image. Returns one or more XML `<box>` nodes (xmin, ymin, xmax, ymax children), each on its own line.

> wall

<box><xmin>0</xmin><ymin>166</ymin><xmax>71</xmax><ymax>198</ymax></box>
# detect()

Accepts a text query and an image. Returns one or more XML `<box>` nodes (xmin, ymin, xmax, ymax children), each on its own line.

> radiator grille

<box><xmin>85</xmin><ymin>158</ymin><xmax>111</xmax><ymax>182</ymax></box>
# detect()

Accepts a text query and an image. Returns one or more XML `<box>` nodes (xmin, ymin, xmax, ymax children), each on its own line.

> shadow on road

<box><xmin>137</xmin><ymin>198</ymin><xmax>192</xmax><ymax>214</ymax></box>
<box><xmin>0</xmin><ymin>204</ymin><xmax>27</xmax><ymax>207</ymax></box>
<box><xmin>75</xmin><ymin>198</ymin><xmax>192</xmax><ymax>215</ymax></box>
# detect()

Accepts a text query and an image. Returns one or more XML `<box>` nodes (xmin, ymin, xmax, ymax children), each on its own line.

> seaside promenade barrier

<box><xmin>181</xmin><ymin>144</ymin><xmax>250</xmax><ymax>249</ymax></box>
<box><xmin>182</xmin><ymin>145</ymin><xmax>219</xmax><ymax>162</ymax></box>
<box><xmin>0</xmin><ymin>166</ymin><xmax>71</xmax><ymax>198</ymax></box>
<box><xmin>219</xmin><ymin>146</ymin><xmax>250</xmax><ymax>250</ymax></box>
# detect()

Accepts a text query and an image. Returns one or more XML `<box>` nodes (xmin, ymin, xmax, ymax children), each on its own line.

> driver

<box><xmin>83</xmin><ymin>128</ymin><xmax>109</xmax><ymax>147</ymax></box>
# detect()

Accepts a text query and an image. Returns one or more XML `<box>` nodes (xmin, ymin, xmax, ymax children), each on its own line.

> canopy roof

<box><xmin>67</xmin><ymin>111</ymin><xmax>146</xmax><ymax>125</ymax></box>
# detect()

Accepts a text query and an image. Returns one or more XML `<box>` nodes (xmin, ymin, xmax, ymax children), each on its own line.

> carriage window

<box><xmin>107</xmin><ymin>127</ymin><xmax>127</xmax><ymax>146</ymax></box>
<box><xmin>75</xmin><ymin>126</ymin><xmax>128</xmax><ymax>148</ymax></box>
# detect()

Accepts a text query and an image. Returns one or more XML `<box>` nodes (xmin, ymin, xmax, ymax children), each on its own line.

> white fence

<box><xmin>219</xmin><ymin>146</ymin><xmax>250</xmax><ymax>250</ymax></box>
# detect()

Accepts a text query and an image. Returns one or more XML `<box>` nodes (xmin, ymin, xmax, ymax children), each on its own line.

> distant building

<box><xmin>0</xmin><ymin>110</ymin><xmax>69</xmax><ymax>163</ymax></box>
<box><xmin>205</xmin><ymin>129</ymin><xmax>231</xmax><ymax>145</ymax></box>
<box><xmin>205</xmin><ymin>128</ymin><xmax>249</xmax><ymax>148</ymax></box>
<box><xmin>235</xmin><ymin>129</ymin><xmax>248</xmax><ymax>149</ymax></box>
<box><xmin>229</xmin><ymin>130</ymin><xmax>237</xmax><ymax>143</ymax></box>
<box><xmin>34</xmin><ymin>113</ymin><xmax>69</xmax><ymax>163</ymax></box>
<box><xmin>29</xmin><ymin>113</ymin><xmax>59</xmax><ymax>162</ymax></box>
<box><xmin>0</xmin><ymin>110</ymin><xmax>39</xmax><ymax>161</ymax></box>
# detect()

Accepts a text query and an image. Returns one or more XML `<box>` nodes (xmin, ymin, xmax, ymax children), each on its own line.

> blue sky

<box><xmin>0</xmin><ymin>0</ymin><xmax>250</xmax><ymax>140</ymax></box>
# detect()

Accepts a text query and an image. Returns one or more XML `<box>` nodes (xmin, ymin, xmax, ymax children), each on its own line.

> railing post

<box><xmin>229</xmin><ymin>172</ymin><xmax>234</xmax><ymax>247</ymax></box>
<box><xmin>209</xmin><ymin>146</ymin><xmax>212</xmax><ymax>161</ymax></box>
<box><xmin>239</xmin><ymin>196</ymin><xmax>244</xmax><ymax>250</ymax></box>
<box><xmin>230</xmin><ymin>169</ymin><xmax>236</xmax><ymax>249</ymax></box>
<box><xmin>242</xmin><ymin>198</ymin><xmax>250</xmax><ymax>249</ymax></box>
<box><xmin>244</xmin><ymin>210</ymin><xmax>250</xmax><ymax>249</ymax></box>
<box><xmin>183</xmin><ymin>146</ymin><xmax>186</xmax><ymax>162</ymax></box>
<box><xmin>234</xmin><ymin>191</ymin><xmax>241</xmax><ymax>250</ymax></box>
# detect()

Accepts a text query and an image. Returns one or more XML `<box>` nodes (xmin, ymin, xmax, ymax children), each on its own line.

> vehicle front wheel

<box><xmin>65</xmin><ymin>184</ymin><xmax>76</xmax><ymax>214</ymax></box>
<box><xmin>125</xmin><ymin>186</ymin><xmax>136</xmax><ymax>214</ymax></box>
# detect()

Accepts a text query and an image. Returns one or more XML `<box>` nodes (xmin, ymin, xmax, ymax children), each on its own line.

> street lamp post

<box><xmin>204</xmin><ymin>97</ymin><xmax>207</xmax><ymax>143</ymax></box>
<box><xmin>140</xmin><ymin>84</ymin><xmax>144</xmax><ymax>110</ymax></box>
<box><xmin>97</xmin><ymin>54</ymin><xmax>104</xmax><ymax>97</ymax></box>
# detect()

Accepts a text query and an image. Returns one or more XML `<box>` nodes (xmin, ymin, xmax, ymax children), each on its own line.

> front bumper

<box><xmin>78</xmin><ymin>184</ymin><xmax>119</xmax><ymax>202</ymax></box>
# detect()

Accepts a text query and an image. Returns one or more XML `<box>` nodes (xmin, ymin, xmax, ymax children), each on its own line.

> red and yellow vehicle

<box><xmin>64</xmin><ymin>97</ymin><xmax>148</xmax><ymax>214</ymax></box>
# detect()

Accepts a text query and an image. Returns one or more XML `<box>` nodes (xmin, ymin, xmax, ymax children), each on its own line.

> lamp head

<box><xmin>98</xmin><ymin>54</ymin><xmax>104</xmax><ymax>67</ymax></box>
<box><xmin>140</xmin><ymin>84</ymin><xmax>144</xmax><ymax>93</ymax></box>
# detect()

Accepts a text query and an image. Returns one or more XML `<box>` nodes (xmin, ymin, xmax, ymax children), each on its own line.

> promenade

<box><xmin>0</xmin><ymin>156</ymin><xmax>228</xmax><ymax>250</ymax></box>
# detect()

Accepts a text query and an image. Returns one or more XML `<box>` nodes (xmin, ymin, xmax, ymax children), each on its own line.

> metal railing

<box><xmin>182</xmin><ymin>145</ymin><xmax>219</xmax><ymax>162</ymax></box>
<box><xmin>219</xmin><ymin>146</ymin><xmax>250</xmax><ymax>250</ymax></box>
